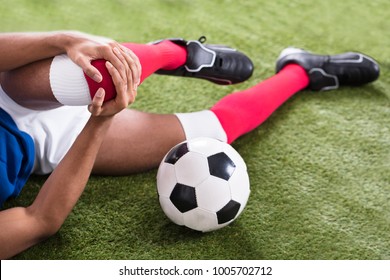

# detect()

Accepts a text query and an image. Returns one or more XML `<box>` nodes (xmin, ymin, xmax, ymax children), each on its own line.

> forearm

<box><xmin>0</xmin><ymin>115</ymin><xmax>113</xmax><ymax>259</ymax></box>
<box><xmin>0</xmin><ymin>48</ymin><xmax>134</xmax><ymax>258</ymax></box>
<box><xmin>29</xmin><ymin>116</ymin><xmax>113</xmax><ymax>228</ymax></box>
<box><xmin>0</xmin><ymin>31</ymin><xmax>79</xmax><ymax>72</ymax></box>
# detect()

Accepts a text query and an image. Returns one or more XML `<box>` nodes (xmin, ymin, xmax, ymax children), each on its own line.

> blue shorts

<box><xmin>0</xmin><ymin>108</ymin><xmax>35</xmax><ymax>205</ymax></box>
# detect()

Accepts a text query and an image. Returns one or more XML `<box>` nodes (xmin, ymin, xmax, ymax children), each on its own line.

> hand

<box><xmin>88</xmin><ymin>59</ymin><xmax>137</xmax><ymax>117</ymax></box>
<box><xmin>62</xmin><ymin>31</ymin><xmax>141</xmax><ymax>85</ymax></box>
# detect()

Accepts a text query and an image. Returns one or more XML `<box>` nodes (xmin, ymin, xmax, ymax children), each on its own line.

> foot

<box><xmin>276</xmin><ymin>47</ymin><xmax>380</xmax><ymax>91</ymax></box>
<box><xmin>151</xmin><ymin>36</ymin><xmax>254</xmax><ymax>85</ymax></box>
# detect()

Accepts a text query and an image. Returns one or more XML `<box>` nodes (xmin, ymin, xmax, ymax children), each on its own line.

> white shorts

<box><xmin>0</xmin><ymin>86</ymin><xmax>90</xmax><ymax>175</ymax></box>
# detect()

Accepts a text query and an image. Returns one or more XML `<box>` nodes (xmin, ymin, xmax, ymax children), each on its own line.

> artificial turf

<box><xmin>1</xmin><ymin>0</ymin><xmax>389</xmax><ymax>259</ymax></box>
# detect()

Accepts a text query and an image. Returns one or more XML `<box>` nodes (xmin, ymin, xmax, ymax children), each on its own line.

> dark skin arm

<box><xmin>0</xmin><ymin>31</ymin><xmax>141</xmax><ymax>115</ymax></box>
<box><xmin>0</xmin><ymin>107</ymin><xmax>113</xmax><ymax>259</ymax></box>
<box><xmin>0</xmin><ymin>40</ymin><xmax>137</xmax><ymax>259</ymax></box>
<box><xmin>0</xmin><ymin>31</ymin><xmax>140</xmax><ymax>83</ymax></box>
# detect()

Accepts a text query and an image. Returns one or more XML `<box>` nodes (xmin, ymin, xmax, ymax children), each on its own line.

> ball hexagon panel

<box><xmin>207</xmin><ymin>152</ymin><xmax>236</xmax><ymax>181</ymax></box>
<box><xmin>164</xmin><ymin>141</ymin><xmax>189</xmax><ymax>164</ymax></box>
<box><xmin>156</xmin><ymin>163</ymin><xmax>177</xmax><ymax>198</ymax></box>
<box><xmin>187</xmin><ymin>137</ymin><xmax>224</xmax><ymax>157</ymax></box>
<box><xmin>170</xmin><ymin>183</ymin><xmax>197</xmax><ymax>213</ymax></box>
<box><xmin>174</xmin><ymin>152</ymin><xmax>209</xmax><ymax>186</ymax></box>
<box><xmin>222</xmin><ymin>143</ymin><xmax>247</xmax><ymax>171</ymax></box>
<box><xmin>196</xmin><ymin>176</ymin><xmax>231</xmax><ymax>212</ymax></box>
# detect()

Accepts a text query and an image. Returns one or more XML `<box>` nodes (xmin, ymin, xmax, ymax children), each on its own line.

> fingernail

<box><xmin>113</xmin><ymin>47</ymin><xmax>120</xmax><ymax>55</ymax></box>
<box><xmin>106</xmin><ymin>61</ymin><xmax>113</xmax><ymax>68</ymax></box>
<box><xmin>96</xmin><ymin>88</ymin><xmax>104</xmax><ymax>97</ymax></box>
<box><xmin>134</xmin><ymin>84</ymin><xmax>138</xmax><ymax>91</ymax></box>
<box><xmin>93</xmin><ymin>74</ymin><xmax>102</xmax><ymax>83</ymax></box>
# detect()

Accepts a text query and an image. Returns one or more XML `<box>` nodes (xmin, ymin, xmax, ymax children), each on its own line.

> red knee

<box><xmin>84</xmin><ymin>59</ymin><xmax>117</xmax><ymax>102</ymax></box>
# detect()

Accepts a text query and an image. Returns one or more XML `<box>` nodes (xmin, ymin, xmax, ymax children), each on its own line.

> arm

<box><xmin>0</xmin><ymin>110</ymin><xmax>112</xmax><ymax>259</ymax></box>
<box><xmin>0</xmin><ymin>32</ymin><xmax>72</xmax><ymax>72</ymax></box>
<box><xmin>0</xmin><ymin>57</ymin><xmax>136</xmax><ymax>259</ymax></box>
<box><xmin>0</xmin><ymin>31</ymin><xmax>141</xmax><ymax>114</ymax></box>
<box><xmin>0</xmin><ymin>31</ymin><xmax>141</xmax><ymax>84</ymax></box>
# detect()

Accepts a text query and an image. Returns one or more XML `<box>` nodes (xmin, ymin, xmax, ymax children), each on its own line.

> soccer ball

<box><xmin>156</xmin><ymin>137</ymin><xmax>250</xmax><ymax>232</ymax></box>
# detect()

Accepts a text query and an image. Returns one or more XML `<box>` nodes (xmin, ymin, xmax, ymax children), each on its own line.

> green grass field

<box><xmin>1</xmin><ymin>0</ymin><xmax>389</xmax><ymax>260</ymax></box>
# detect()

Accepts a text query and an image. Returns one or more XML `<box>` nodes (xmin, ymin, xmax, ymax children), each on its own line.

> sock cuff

<box><xmin>49</xmin><ymin>54</ymin><xmax>92</xmax><ymax>106</ymax></box>
<box><xmin>175</xmin><ymin>110</ymin><xmax>227</xmax><ymax>142</ymax></box>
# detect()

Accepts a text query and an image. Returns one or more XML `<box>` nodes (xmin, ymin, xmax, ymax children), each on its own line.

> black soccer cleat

<box><xmin>275</xmin><ymin>47</ymin><xmax>380</xmax><ymax>91</ymax></box>
<box><xmin>152</xmin><ymin>36</ymin><xmax>254</xmax><ymax>85</ymax></box>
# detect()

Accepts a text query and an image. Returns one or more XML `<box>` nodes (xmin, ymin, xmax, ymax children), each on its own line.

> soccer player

<box><xmin>0</xmin><ymin>31</ymin><xmax>379</xmax><ymax>259</ymax></box>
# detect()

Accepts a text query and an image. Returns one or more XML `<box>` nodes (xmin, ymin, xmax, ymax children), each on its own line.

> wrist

<box><xmin>88</xmin><ymin>115</ymin><xmax>115</xmax><ymax>128</ymax></box>
<box><xmin>49</xmin><ymin>31</ymin><xmax>80</xmax><ymax>54</ymax></box>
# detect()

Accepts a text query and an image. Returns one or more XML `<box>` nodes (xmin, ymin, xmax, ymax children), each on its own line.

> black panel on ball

<box><xmin>170</xmin><ymin>183</ymin><xmax>198</xmax><ymax>213</ymax></box>
<box><xmin>216</xmin><ymin>200</ymin><xmax>241</xmax><ymax>224</ymax></box>
<box><xmin>164</xmin><ymin>142</ymin><xmax>189</xmax><ymax>164</ymax></box>
<box><xmin>207</xmin><ymin>152</ymin><xmax>236</xmax><ymax>181</ymax></box>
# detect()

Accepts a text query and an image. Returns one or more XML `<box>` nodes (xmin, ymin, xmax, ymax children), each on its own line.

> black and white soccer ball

<box><xmin>157</xmin><ymin>137</ymin><xmax>250</xmax><ymax>232</ymax></box>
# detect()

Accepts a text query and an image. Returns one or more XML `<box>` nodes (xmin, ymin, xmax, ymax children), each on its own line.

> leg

<box><xmin>0</xmin><ymin>40</ymin><xmax>187</xmax><ymax>110</ymax></box>
<box><xmin>0</xmin><ymin>37</ymin><xmax>252</xmax><ymax>109</ymax></box>
<box><xmin>92</xmin><ymin>48</ymin><xmax>380</xmax><ymax>175</ymax></box>
<box><xmin>0</xmin><ymin>58</ymin><xmax>58</xmax><ymax>110</ymax></box>
<box><xmin>3</xmin><ymin>45</ymin><xmax>379</xmax><ymax>177</ymax></box>
<box><xmin>177</xmin><ymin>48</ymin><xmax>380</xmax><ymax>144</ymax></box>
<box><xmin>93</xmin><ymin>65</ymin><xmax>309</xmax><ymax>175</ymax></box>
<box><xmin>93</xmin><ymin>110</ymin><xmax>185</xmax><ymax>175</ymax></box>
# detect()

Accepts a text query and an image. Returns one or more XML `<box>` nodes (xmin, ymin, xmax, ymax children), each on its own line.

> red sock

<box><xmin>211</xmin><ymin>64</ymin><xmax>309</xmax><ymax>143</ymax></box>
<box><xmin>84</xmin><ymin>41</ymin><xmax>187</xmax><ymax>102</ymax></box>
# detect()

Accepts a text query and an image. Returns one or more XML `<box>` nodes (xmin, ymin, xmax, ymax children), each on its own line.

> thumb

<box><xmin>88</xmin><ymin>88</ymin><xmax>105</xmax><ymax>116</ymax></box>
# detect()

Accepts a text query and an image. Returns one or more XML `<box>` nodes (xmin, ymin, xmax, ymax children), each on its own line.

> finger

<box><xmin>77</xmin><ymin>56</ymin><xmax>103</xmax><ymax>83</ymax></box>
<box><xmin>119</xmin><ymin>50</ymin><xmax>136</xmax><ymax>92</ymax></box>
<box><xmin>111</xmin><ymin>46</ymin><xmax>129</xmax><ymax>81</ymax></box>
<box><xmin>88</xmin><ymin>88</ymin><xmax>105</xmax><ymax>116</ymax></box>
<box><xmin>99</xmin><ymin>45</ymin><xmax>126</xmax><ymax>79</ymax></box>
<box><xmin>105</xmin><ymin>60</ymin><xmax>129</xmax><ymax>109</ymax></box>
<box><xmin>121</xmin><ymin>49</ymin><xmax>141</xmax><ymax>90</ymax></box>
<box><xmin>119</xmin><ymin>45</ymin><xmax>142</xmax><ymax>85</ymax></box>
<box><xmin>120</xmin><ymin>54</ymin><xmax>137</xmax><ymax>104</ymax></box>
